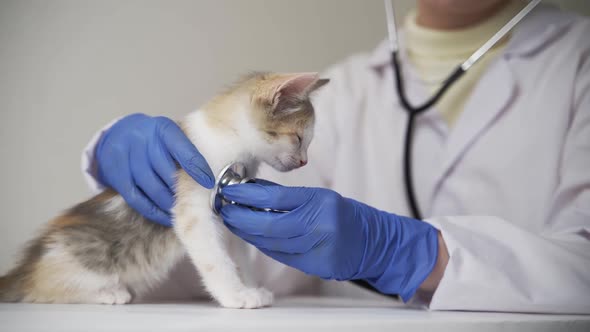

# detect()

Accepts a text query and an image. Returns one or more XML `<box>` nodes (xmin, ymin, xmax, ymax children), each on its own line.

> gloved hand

<box><xmin>220</xmin><ymin>182</ymin><xmax>439</xmax><ymax>301</ymax></box>
<box><xmin>96</xmin><ymin>113</ymin><xmax>214</xmax><ymax>226</ymax></box>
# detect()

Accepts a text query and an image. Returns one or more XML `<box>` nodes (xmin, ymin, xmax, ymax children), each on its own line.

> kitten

<box><xmin>0</xmin><ymin>72</ymin><xmax>329</xmax><ymax>308</ymax></box>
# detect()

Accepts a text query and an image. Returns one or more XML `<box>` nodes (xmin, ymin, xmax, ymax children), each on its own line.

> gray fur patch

<box><xmin>0</xmin><ymin>238</ymin><xmax>46</xmax><ymax>301</ymax></box>
<box><xmin>62</xmin><ymin>191</ymin><xmax>179</xmax><ymax>276</ymax></box>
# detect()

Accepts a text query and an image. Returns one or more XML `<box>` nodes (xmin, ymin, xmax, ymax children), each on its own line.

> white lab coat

<box><xmin>83</xmin><ymin>5</ymin><xmax>590</xmax><ymax>313</ymax></box>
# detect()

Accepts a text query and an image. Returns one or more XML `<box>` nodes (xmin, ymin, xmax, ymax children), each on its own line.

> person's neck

<box><xmin>416</xmin><ymin>0</ymin><xmax>511</xmax><ymax>30</ymax></box>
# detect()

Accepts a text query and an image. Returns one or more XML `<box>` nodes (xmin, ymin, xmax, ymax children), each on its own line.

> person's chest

<box><xmin>330</xmin><ymin>53</ymin><xmax>575</xmax><ymax>231</ymax></box>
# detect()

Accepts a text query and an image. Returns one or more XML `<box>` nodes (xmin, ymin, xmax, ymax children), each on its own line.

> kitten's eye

<box><xmin>296</xmin><ymin>135</ymin><xmax>302</xmax><ymax>147</ymax></box>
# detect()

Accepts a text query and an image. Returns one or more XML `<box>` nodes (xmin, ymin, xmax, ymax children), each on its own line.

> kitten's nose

<box><xmin>300</xmin><ymin>159</ymin><xmax>307</xmax><ymax>166</ymax></box>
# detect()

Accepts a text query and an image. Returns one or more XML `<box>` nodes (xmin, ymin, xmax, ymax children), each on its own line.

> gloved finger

<box><xmin>221</xmin><ymin>183</ymin><xmax>314</xmax><ymax>211</ymax></box>
<box><xmin>157</xmin><ymin>117</ymin><xmax>215</xmax><ymax>189</ymax></box>
<box><xmin>249</xmin><ymin>178</ymin><xmax>280</xmax><ymax>186</ymax></box>
<box><xmin>109</xmin><ymin>150</ymin><xmax>172</xmax><ymax>226</ymax></box>
<box><xmin>130</xmin><ymin>144</ymin><xmax>175</xmax><ymax>213</ymax></box>
<box><xmin>123</xmin><ymin>185</ymin><xmax>173</xmax><ymax>227</ymax></box>
<box><xmin>220</xmin><ymin>204</ymin><xmax>308</xmax><ymax>238</ymax></box>
<box><xmin>258</xmin><ymin>248</ymin><xmax>313</xmax><ymax>275</ymax></box>
<box><xmin>148</xmin><ymin>137</ymin><xmax>178</xmax><ymax>191</ymax></box>
<box><xmin>95</xmin><ymin>133</ymin><xmax>126</xmax><ymax>187</ymax></box>
<box><xmin>258</xmin><ymin>248</ymin><xmax>331</xmax><ymax>280</ymax></box>
<box><xmin>224</xmin><ymin>222</ymin><xmax>316</xmax><ymax>254</ymax></box>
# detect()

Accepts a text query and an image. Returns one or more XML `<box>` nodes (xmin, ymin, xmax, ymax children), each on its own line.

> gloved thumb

<box><xmin>221</xmin><ymin>183</ymin><xmax>314</xmax><ymax>211</ymax></box>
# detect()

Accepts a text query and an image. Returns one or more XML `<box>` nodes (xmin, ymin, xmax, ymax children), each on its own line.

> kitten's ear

<box><xmin>270</xmin><ymin>73</ymin><xmax>329</xmax><ymax>114</ymax></box>
<box><xmin>274</xmin><ymin>72</ymin><xmax>318</xmax><ymax>99</ymax></box>
<box><xmin>307</xmin><ymin>78</ymin><xmax>330</xmax><ymax>95</ymax></box>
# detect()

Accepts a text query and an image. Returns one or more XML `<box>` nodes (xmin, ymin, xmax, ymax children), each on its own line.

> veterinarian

<box><xmin>84</xmin><ymin>0</ymin><xmax>590</xmax><ymax>313</ymax></box>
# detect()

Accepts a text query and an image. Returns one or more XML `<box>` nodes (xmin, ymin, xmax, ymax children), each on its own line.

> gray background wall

<box><xmin>0</xmin><ymin>0</ymin><xmax>588</xmax><ymax>274</ymax></box>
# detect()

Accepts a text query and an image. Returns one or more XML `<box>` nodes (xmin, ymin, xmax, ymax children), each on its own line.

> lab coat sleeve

<box><xmin>425</xmin><ymin>53</ymin><xmax>590</xmax><ymax>314</ymax></box>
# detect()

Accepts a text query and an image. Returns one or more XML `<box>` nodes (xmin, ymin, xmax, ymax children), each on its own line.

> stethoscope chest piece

<box><xmin>210</xmin><ymin>162</ymin><xmax>289</xmax><ymax>215</ymax></box>
<box><xmin>210</xmin><ymin>162</ymin><xmax>253</xmax><ymax>215</ymax></box>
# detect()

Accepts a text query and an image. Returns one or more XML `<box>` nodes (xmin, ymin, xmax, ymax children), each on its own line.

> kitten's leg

<box><xmin>173</xmin><ymin>202</ymin><xmax>272</xmax><ymax>309</ymax></box>
<box><xmin>226</xmin><ymin>229</ymin><xmax>258</xmax><ymax>288</ymax></box>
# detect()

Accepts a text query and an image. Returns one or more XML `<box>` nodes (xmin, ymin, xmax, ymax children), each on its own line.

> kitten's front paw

<box><xmin>218</xmin><ymin>287</ymin><xmax>273</xmax><ymax>309</ymax></box>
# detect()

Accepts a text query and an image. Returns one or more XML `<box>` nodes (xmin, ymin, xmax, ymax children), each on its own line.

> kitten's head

<box><xmin>241</xmin><ymin>72</ymin><xmax>329</xmax><ymax>172</ymax></box>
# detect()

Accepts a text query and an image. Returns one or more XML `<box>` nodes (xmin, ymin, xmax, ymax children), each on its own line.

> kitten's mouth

<box><xmin>271</xmin><ymin>157</ymin><xmax>300</xmax><ymax>172</ymax></box>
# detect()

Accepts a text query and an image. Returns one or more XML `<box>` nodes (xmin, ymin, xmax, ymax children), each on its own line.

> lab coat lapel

<box><xmin>428</xmin><ymin>4</ymin><xmax>574</xmax><ymax>198</ymax></box>
<box><xmin>366</xmin><ymin>4</ymin><xmax>573</xmax><ymax>215</ymax></box>
<box><xmin>430</xmin><ymin>57</ymin><xmax>517</xmax><ymax>198</ymax></box>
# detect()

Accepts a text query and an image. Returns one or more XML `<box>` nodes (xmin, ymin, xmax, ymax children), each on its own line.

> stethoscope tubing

<box><xmin>385</xmin><ymin>0</ymin><xmax>541</xmax><ymax>220</ymax></box>
<box><xmin>392</xmin><ymin>52</ymin><xmax>465</xmax><ymax>220</ymax></box>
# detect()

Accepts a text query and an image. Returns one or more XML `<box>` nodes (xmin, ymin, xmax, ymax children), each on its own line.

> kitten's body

<box><xmin>0</xmin><ymin>191</ymin><xmax>181</xmax><ymax>304</ymax></box>
<box><xmin>0</xmin><ymin>72</ymin><xmax>328</xmax><ymax>308</ymax></box>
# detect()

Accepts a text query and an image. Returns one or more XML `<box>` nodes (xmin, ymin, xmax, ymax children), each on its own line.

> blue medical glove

<box><xmin>96</xmin><ymin>113</ymin><xmax>215</xmax><ymax>226</ymax></box>
<box><xmin>220</xmin><ymin>183</ymin><xmax>439</xmax><ymax>301</ymax></box>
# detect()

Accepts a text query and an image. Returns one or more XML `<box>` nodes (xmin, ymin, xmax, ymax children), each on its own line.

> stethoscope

<box><xmin>384</xmin><ymin>0</ymin><xmax>541</xmax><ymax>220</ymax></box>
<box><xmin>210</xmin><ymin>163</ymin><xmax>289</xmax><ymax>215</ymax></box>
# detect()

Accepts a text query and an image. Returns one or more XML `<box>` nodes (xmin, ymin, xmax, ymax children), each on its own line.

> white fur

<box><xmin>102</xmin><ymin>195</ymin><xmax>127</xmax><ymax>219</ymax></box>
<box><xmin>169</xmin><ymin>101</ymin><xmax>314</xmax><ymax>308</ymax></box>
<box><xmin>171</xmin><ymin>110</ymin><xmax>268</xmax><ymax>308</ymax></box>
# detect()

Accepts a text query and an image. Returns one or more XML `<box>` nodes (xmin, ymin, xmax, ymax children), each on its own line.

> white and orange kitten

<box><xmin>0</xmin><ymin>72</ymin><xmax>329</xmax><ymax>308</ymax></box>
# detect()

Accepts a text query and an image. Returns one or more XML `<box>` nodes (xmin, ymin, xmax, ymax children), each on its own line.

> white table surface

<box><xmin>1</xmin><ymin>296</ymin><xmax>589</xmax><ymax>332</ymax></box>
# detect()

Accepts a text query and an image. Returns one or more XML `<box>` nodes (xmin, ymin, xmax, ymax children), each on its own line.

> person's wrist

<box><xmin>362</xmin><ymin>213</ymin><xmax>439</xmax><ymax>301</ymax></box>
<box><xmin>418</xmin><ymin>231</ymin><xmax>449</xmax><ymax>292</ymax></box>
<box><xmin>350</xmin><ymin>201</ymin><xmax>400</xmax><ymax>280</ymax></box>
